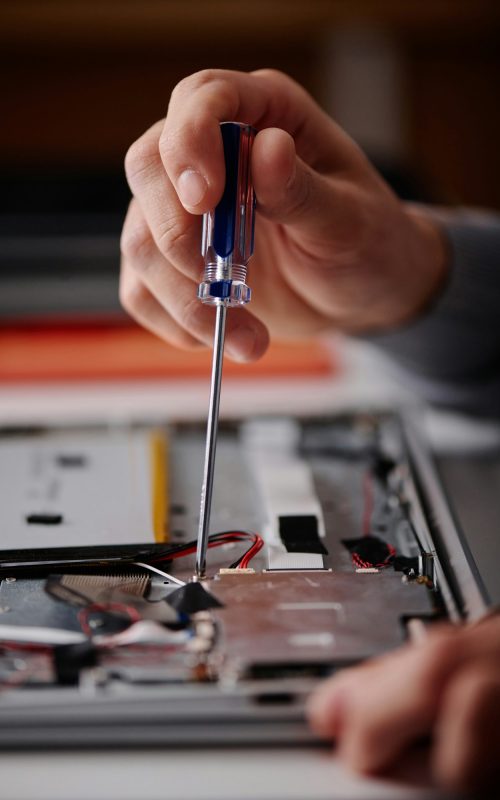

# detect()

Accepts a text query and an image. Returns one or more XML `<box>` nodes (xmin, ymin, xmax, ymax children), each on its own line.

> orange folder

<box><xmin>0</xmin><ymin>323</ymin><xmax>339</xmax><ymax>383</ymax></box>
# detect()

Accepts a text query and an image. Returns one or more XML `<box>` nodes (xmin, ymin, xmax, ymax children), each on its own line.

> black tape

<box><xmin>392</xmin><ymin>555</ymin><xmax>419</xmax><ymax>575</ymax></box>
<box><xmin>166</xmin><ymin>582</ymin><xmax>224</xmax><ymax>615</ymax></box>
<box><xmin>56</xmin><ymin>454</ymin><xmax>87</xmax><ymax>468</ymax></box>
<box><xmin>26</xmin><ymin>513</ymin><xmax>63</xmax><ymax>525</ymax></box>
<box><xmin>279</xmin><ymin>516</ymin><xmax>328</xmax><ymax>555</ymax></box>
<box><xmin>370</xmin><ymin>454</ymin><xmax>396</xmax><ymax>485</ymax></box>
<box><xmin>342</xmin><ymin>535</ymin><xmax>394</xmax><ymax>567</ymax></box>
<box><xmin>53</xmin><ymin>642</ymin><xmax>97</xmax><ymax>686</ymax></box>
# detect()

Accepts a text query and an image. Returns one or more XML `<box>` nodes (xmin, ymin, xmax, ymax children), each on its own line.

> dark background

<box><xmin>1</xmin><ymin>0</ymin><xmax>499</xmax><ymax>320</ymax></box>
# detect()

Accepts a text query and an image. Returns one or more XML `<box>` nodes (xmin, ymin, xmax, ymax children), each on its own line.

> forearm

<box><xmin>371</xmin><ymin>209</ymin><xmax>500</xmax><ymax>417</ymax></box>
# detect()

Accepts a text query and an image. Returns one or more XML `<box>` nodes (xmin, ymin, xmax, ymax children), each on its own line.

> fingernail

<box><xmin>177</xmin><ymin>170</ymin><xmax>207</xmax><ymax>209</ymax></box>
<box><xmin>226</xmin><ymin>326</ymin><xmax>258</xmax><ymax>362</ymax></box>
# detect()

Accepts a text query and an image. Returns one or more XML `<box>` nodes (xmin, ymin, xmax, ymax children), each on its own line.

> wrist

<box><xmin>403</xmin><ymin>204</ymin><xmax>451</xmax><ymax>321</ymax></box>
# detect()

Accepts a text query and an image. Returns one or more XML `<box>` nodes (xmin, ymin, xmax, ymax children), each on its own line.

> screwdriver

<box><xmin>195</xmin><ymin>122</ymin><xmax>256</xmax><ymax>579</ymax></box>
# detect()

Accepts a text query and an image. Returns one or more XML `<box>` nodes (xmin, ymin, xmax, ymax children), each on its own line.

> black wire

<box><xmin>0</xmin><ymin>532</ymin><xmax>261</xmax><ymax>577</ymax></box>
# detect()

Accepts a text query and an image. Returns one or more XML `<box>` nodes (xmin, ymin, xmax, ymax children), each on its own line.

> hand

<box><xmin>120</xmin><ymin>69</ymin><xmax>448</xmax><ymax>361</ymax></box>
<box><xmin>307</xmin><ymin>615</ymin><xmax>500</xmax><ymax>794</ymax></box>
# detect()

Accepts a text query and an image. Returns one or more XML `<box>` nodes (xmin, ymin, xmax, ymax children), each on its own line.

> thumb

<box><xmin>252</xmin><ymin>127</ymin><xmax>341</xmax><ymax>238</ymax></box>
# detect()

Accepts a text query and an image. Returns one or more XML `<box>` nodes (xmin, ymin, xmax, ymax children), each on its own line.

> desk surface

<box><xmin>0</xmin><ymin>747</ymin><xmax>445</xmax><ymax>800</ymax></box>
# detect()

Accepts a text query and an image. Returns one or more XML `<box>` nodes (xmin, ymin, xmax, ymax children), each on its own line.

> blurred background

<box><xmin>0</xmin><ymin>0</ymin><xmax>499</xmax><ymax>381</ymax></box>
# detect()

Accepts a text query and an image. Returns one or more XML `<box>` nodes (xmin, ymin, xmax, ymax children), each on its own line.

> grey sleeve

<box><xmin>370</xmin><ymin>210</ymin><xmax>500</xmax><ymax>418</ymax></box>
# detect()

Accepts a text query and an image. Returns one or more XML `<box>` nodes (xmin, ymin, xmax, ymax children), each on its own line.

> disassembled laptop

<box><xmin>0</xmin><ymin>411</ymin><xmax>488</xmax><ymax>747</ymax></box>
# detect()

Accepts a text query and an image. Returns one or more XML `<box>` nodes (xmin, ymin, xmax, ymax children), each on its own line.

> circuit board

<box><xmin>0</xmin><ymin>412</ymin><xmax>478</xmax><ymax>747</ymax></box>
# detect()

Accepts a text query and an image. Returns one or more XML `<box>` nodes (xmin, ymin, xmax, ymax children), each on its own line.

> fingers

<box><xmin>120</xmin><ymin>261</ymin><xmax>202</xmax><ymax>350</ymax></box>
<box><xmin>125</xmin><ymin>120</ymin><xmax>202</xmax><ymax>282</ymax></box>
<box><xmin>434</xmin><ymin>661</ymin><xmax>500</xmax><ymax>793</ymax></box>
<box><xmin>159</xmin><ymin>68</ymin><xmax>361</xmax><ymax>214</ymax></box>
<box><xmin>308</xmin><ymin>616</ymin><xmax>500</xmax><ymax>792</ymax></box>
<box><xmin>252</xmin><ymin>127</ymin><xmax>352</xmax><ymax>246</ymax></box>
<box><xmin>123</xmin><ymin>69</ymin><xmax>370</xmax><ymax>342</ymax></box>
<box><xmin>120</xmin><ymin>200</ymin><xmax>269</xmax><ymax>361</ymax></box>
<box><xmin>307</xmin><ymin>662</ymin><xmax>376</xmax><ymax>740</ymax></box>
<box><xmin>307</xmin><ymin>626</ymin><xmax>464</xmax><ymax>774</ymax></box>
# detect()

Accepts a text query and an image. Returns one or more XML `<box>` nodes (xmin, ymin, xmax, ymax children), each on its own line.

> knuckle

<box><xmin>252</xmin><ymin>67</ymin><xmax>287</xmax><ymax>84</ymax></box>
<box><xmin>157</xmin><ymin>215</ymin><xmax>192</xmax><ymax>262</ymax></box>
<box><xmin>120</xmin><ymin>220</ymin><xmax>156</xmax><ymax>267</ymax></box>
<box><xmin>169</xmin><ymin>69</ymin><xmax>218</xmax><ymax>107</ymax></box>
<box><xmin>175</xmin><ymin>297</ymin><xmax>210</xmax><ymax>346</ymax></box>
<box><xmin>189</xmin><ymin>68</ymin><xmax>222</xmax><ymax>89</ymax></box>
<box><xmin>252</xmin><ymin>68</ymin><xmax>303</xmax><ymax>97</ymax></box>
<box><xmin>169</xmin><ymin>69</ymin><xmax>237</xmax><ymax>117</ymax></box>
<box><xmin>124</xmin><ymin>129</ymin><xmax>161</xmax><ymax>189</ymax></box>
<box><xmin>177</xmin><ymin>297</ymin><xmax>204</xmax><ymax>336</ymax></box>
<box><xmin>119</xmin><ymin>275</ymin><xmax>148</xmax><ymax>316</ymax></box>
<box><xmin>283</xmin><ymin>166</ymin><xmax>313</xmax><ymax>219</ymax></box>
<box><xmin>295</xmin><ymin>167</ymin><xmax>313</xmax><ymax>212</ymax></box>
<box><xmin>175</xmin><ymin>68</ymin><xmax>224</xmax><ymax>94</ymax></box>
<box><xmin>170</xmin><ymin>327</ymin><xmax>204</xmax><ymax>351</ymax></box>
<box><xmin>158</xmin><ymin>129</ymin><xmax>177</xmax><ymax>165</ymax></box>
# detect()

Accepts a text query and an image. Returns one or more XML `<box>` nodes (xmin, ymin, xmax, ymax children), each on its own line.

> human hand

<box><xmin>121</xmin><ymin>69</ymin><xmax>448</xmax><ymax>361</ymax></box>
<box><xmin>307</xmin><ymin>616</ymin><xmax>500</xmax><ymax>795</ymax></box>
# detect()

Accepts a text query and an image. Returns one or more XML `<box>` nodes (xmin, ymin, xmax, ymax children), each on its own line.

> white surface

<box><xmin>0</xmin><ymin>624</ymin><xmax>85</xmax><ymax>645</ymax></box>
<box><xmin>0</xmin><ymin>339</ymin><xmax>414</xmax><ymax>427</ymax></box>
<box><xmin>0</xmin><ymin>429</ymin><xmax>154</xmax><ymax>550</ymax></box>
<box><xmin>0</xmin><ymin>748</ymin><xmax>444</xmax><ymax>800</ymax></box>
<box><xmin>243</xmin><ymin>417</ymin><xmax>327</xmax><ymax>571</ymax></box>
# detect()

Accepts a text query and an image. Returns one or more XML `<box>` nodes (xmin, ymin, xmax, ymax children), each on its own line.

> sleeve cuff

<box><xmin>368</xmin><ymin>209</ymin><xmax>500</xmax><ymax>416</ymax></box>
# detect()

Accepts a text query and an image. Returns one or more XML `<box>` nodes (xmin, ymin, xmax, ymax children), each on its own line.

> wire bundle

<box><xmin>151</xmin><ymin>530</ymin><xmax>264</xmax><ymax>570</ymax></box>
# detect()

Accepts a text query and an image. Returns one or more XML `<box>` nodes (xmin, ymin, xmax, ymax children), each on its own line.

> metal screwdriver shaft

<box><xmin>195</xmin><ymin>303</ymin><xmax>227</xmax><ymax>578</ymax></box>
<box><xmin>195</xmin><ymin>122</ymin><xmax>256</xmax><ymax>579</ymax></box>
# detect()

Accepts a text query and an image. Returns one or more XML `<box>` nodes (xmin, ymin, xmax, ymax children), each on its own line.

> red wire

<box><xmin>0</xmin><ymin>663</ymin><xmax>36</xmax><ymax>693</ymax></box>
<box><xmin>239</xmin><ymin>536</ymin><xmax>264</xmax><ymax>568</ymax></box>
<box><xmin>0</xmin><ymin>642</ymin><xmax>53</xmax><ymax>654</ymax></box>
<box><xmin>0</xmin><ymin>643</ymin><xmax>53</xmax><ymax>693</ymax></box>
<box><xmin>151</xmin><ymin>531</ymin><xmax>263</xmax><ymax>569</ymax></box>
<box><xmin>78</xmin><ymin>602</ymin><xmax>142</xmax><ymax>638</ymax></box>
<box><xmin>352</xmin><ymin>543</ymin><xmax>396</xmax><ymax>570</ymax></box>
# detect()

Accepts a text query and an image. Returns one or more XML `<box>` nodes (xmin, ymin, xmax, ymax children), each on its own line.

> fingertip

<box><xmin>225</xmin><ymin>321</ymin><xmax>269</xmax><ymax>363</ymax></box>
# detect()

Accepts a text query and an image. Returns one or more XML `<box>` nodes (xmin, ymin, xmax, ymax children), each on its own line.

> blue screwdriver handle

<box><xmin>198</xmin><ymin>122</ymin><xmax>256</xmax><ymax>306</ymax></box>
